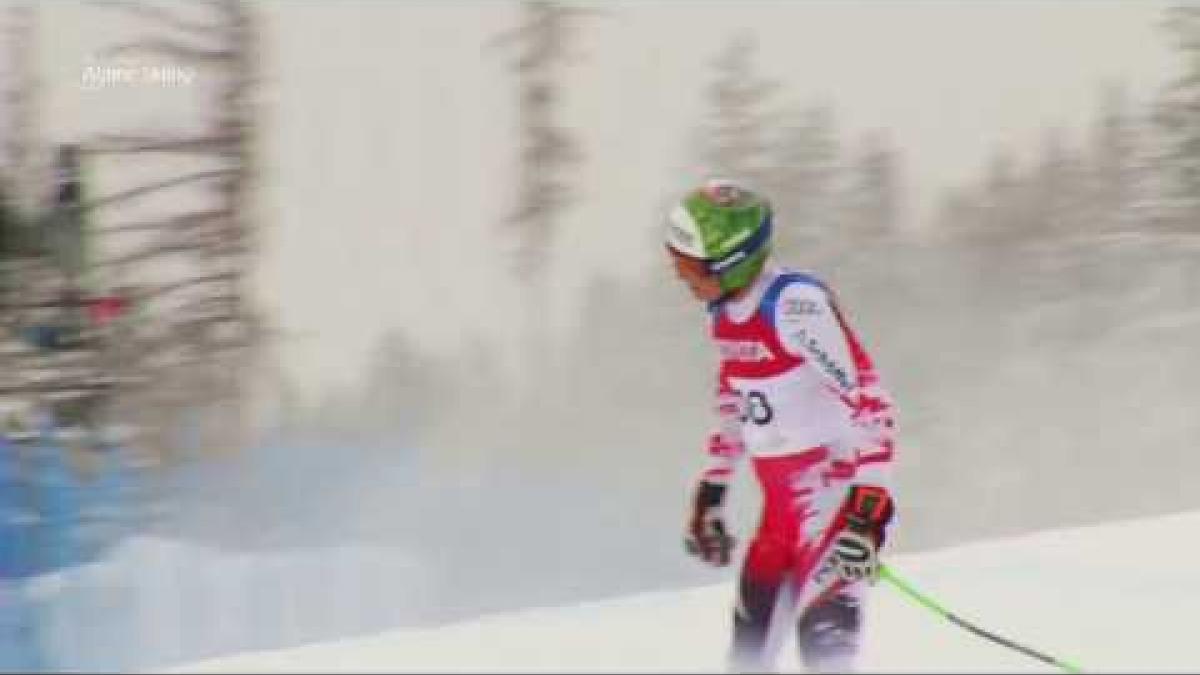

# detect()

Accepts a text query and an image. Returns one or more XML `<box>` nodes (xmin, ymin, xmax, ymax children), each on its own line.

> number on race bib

<box><xmin>735</xmin><ymin>389</ymin><xmax>773</xmax><ymax>426</ymax></box>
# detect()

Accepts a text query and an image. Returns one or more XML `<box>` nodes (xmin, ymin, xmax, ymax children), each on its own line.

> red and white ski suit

<box><xmin>698</xmin><ymin>265</ymin><xmax>897</xmax><ymax>671</ymax></box>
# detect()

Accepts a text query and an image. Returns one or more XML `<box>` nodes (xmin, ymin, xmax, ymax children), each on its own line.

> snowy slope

<box><xmin>167</xmin><ymin>509</ymin><xmax>1200</xmax><ymax>673</ymax></box>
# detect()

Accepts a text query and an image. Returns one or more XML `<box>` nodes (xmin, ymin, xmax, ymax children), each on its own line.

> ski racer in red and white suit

<box><xmin>688</xmin><ymin>264</ymin><xmax>897</xmax><ymax>673</ymax></box>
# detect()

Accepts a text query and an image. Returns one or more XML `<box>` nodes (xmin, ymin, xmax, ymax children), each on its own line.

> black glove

<box><xmin>684</xmin><ymin>480</ymin><xmax>736</xmax><ymax>567</ymax></box>
<box><xmin>831</xmin><ymin>484</ymin><xmax>895</xmax><ymax>584</ymax></box>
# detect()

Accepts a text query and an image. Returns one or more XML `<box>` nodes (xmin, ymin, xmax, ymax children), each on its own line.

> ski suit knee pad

<box><xmin>796</xmin><ymin>592</ymin><xmax>862</xmax><ymax>673</ymax></box>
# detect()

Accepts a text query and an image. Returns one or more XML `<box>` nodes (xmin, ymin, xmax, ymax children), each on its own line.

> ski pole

<box><xmin>878</xmin><ymin>564</ymin><xmax>1083</xmax><ymax>673</ymax></box>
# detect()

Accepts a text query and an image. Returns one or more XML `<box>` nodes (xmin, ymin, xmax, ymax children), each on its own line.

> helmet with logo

<box><xmin>665</xmin><ymin>178</ymin><xmax>773</xmax><ymax>294</ymax></box>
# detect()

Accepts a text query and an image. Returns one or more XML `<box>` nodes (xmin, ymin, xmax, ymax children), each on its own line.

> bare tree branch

<box><xmin>134</xmin><ymin>271</ymin><xmax>238</xmax><ymax>303</ymax></box>
<box><xmin>85</xmin><ymin>133</ymin><xmax>238</xmax><ymax>157</ymax></box>
<box><xmin>98</xmin><ymin>208</ymin><xmax>231</xmax><ymax>235</ymax></box>
<box><xmin>174</xmin><ymin>292</ymin><xmax>239</xmax><ymax>313</ymax></box>
<box><xmin>99</xmin><ymin>39</ymin><xmax>234</xmax><ymax>64</ymax></box>
<box><xmin>484</xmin><ymin>3</ymin><xmax>609</xmax><ymax>52</ymax></box>
<box><xmin>0</xmin><ymin>381</ymin><xmax>121</xmax><ymax>396</ymax></box>
<box><xmin>100</xmin><ymin>238</ymin><xmax>214</xmax><ymax>268</ymax></box>
<box><xmin>79</xmin><ymin>168</ymin><xmax>236</xmax><ymax>213</ymax></box>
<box><xmin>0</xmin><ymin>298</ymin><xmax>98</xmax><ymax>310</ymax></box>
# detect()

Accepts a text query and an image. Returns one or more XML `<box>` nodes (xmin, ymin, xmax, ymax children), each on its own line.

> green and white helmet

<box><xmin>665</xmin><ymin>178</ymin><xmax>773</xmax><ymax>294</ymax></box>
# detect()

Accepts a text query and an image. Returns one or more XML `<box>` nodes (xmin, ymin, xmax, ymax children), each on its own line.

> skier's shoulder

<box><xmin>760</xmin><ymin>266</ymin><xmax>834</xmax><ymax>324</ymax></box>
<box><xmin>768</xmin><ymin>265</ymin><xmax>831</xmax><ymax>292</ymax></box>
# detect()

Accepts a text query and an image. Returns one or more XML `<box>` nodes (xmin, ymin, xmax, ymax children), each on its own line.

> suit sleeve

<box><xmin>772</xmin><ymin>281</ymin><xmax>896</xmax><ymax>493</ymax></box>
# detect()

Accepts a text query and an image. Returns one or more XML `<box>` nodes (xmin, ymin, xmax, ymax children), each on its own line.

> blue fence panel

<box><xmin>28</xmin><ymin>442</ymin><xmax>81</xmax><ymax>575</ymax></box>
<box><xmin>0</xmin><ymin>434</ymin><xmax>146</xmax><ymax>672</ymax></box>
<box><xmin>0</xmin><ymin>440</ymin><xmax>43</xmax><ymax>672</ymax></box>
<box><xmin>0</xmin><ymin>439</ymin><xmax>32</xmax><ymax>580</ymax></box>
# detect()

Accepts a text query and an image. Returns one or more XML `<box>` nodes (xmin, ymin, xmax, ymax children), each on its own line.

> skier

<box><xmin>666</xmin><ymin>178</ymin><xmax>898</xmax><ymax>673</ymax></box>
